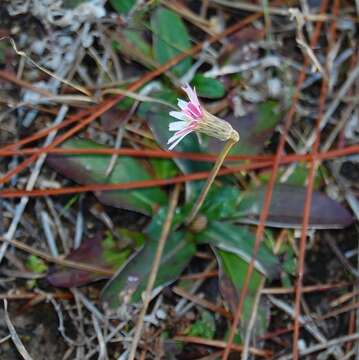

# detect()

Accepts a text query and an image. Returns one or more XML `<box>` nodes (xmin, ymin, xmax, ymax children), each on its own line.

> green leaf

<box><xmin>26</xmin><ymin>255</ymin><xmax>47</xmax><ymax>273</ymax></box>
<box><xmin>185</xmin><ymin>311</ymin><xmax>215</xmax><ymax>339</ymax></box>
<box><xmin>150</xmin><ymin>158</ymin><xmax>179</xmax><ymax>179</ymax></box>
<box><xmin>215</xmin><ymin>249</ymin><xmax>269</xmax><ymax>338</ymax></box>
<box><xmin>110</xmin><ymin>0</ymin><xmax>135</xmax><ymax>14</ymax></box>
<box><xmin>151</xmin><ymin>7</ymin><xmax>192</xmax><ymax>76</ymax></box>
<box><xmin>123</xmin><ymin>30</ymin><xmax>152</xmax><ymax>57</ymax></box>
<box><xmin>196</xmin><ymin>221</ymin><xmax>280</xmax><ymax>279</ymax></box>
<box><xmin>255</xmin><ymin>100</ymin><xmax>281</xmax><ymax>132</ymax></box>
<box><xmin>102</xmin><ymin>232</ymin><xmax>132</xmax><ymax>268</ymax></box>
<box><xmin>200</xmin><ymin>187</ymin><xmax>241</xmax><ymax>220</ymax></box>
<box><xmin>192</xmin><ymin>74</ymin><xmax>225</xmax><ymax>99</ymax></box>
<box><xmin>101</xmin><ymin>209</ymin><xmax>196</xmax><ymax>308</ymax></box>
<box><xmin>281</xmin><ymin>163</ymin><xmax>324</xmax><ymax>189</ymax></box>
<box><xmin>47</xmin><ymin>137</ymin><xmax>168</xmax><ymax>215</ymax></box>
<box><xmin>112</xmin><ymin>29</ymin><xmax>155</xmax><ymax>71</ymax></box>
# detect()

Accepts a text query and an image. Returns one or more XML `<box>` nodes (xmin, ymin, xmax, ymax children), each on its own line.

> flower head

<box><xmin>168</xmin><ymin>84</ymin><xmax>239</xmax><ymax>150</ymax></box>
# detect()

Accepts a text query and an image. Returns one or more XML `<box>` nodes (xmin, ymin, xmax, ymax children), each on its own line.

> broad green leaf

<box><xmin>101</xmin><ymin>210</ymin><xmax>196</xmax><ymax>308</ymax></box>
<box><xmin>192</xmin><ymin>74</ymin><xmax>225</xmax><ymax>99</ymax></box>
<box><xmin>215</xmin><ymin>249</ymin><xmax>269</xmax><ymax>338</ymax></box>
<box><xmin>196</xmin><ymin>221</ymin><xmax>280</xmax><ymax>279</ymax></box>
<box><xmin>110</xmin><ymin>0</ymin><xmax>135</xmax><ymax>14</ymax></box>
<box><xmin>236</xmin><ymin>184</ymin><xmax>354</xmax><ymax>229</ymax></box>
<box><xmin>124</xmin><ymin>30</ymin><xmax>151</xmax><ymax>56</ymax></box>
<box><xmin>200</xmin><ymin>187</ymin><xmax>241</xmax><ymax>220</ymax></box>
<box><xmin>151</xmin><ymin>7</ymin><xmax>192</xmax><ymax>76</ymax></box>
<box><xmin>150</xmin><ymin>158</ymin><xmax>179</xmax><ymax>179</ymax></box>
<box><xmin>47</xmin><ymin>137</ymin><xmax>167</xmax><ymax>215</ymax></box>
<box><xmin>112</xmin><ymin>29</ymin><xmax>155</xmax><ymax>70</ymax></box>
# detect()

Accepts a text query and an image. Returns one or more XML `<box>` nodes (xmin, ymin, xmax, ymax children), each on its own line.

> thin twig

<box><xmin>2</xmin><ymin>37</ymin><xmax>92</xmax><ymax>97</ymax></box>
<box><xmin>278</xmin><ymin>333</ymin><xmax>359</xmax><ymax>360</ymax></box>
<box><xmin>293</xmin><ymin>60</ymin><xmax>329</xmax><ymax>360</ymax></box>
<box><xmin>241</xmin><ymin>277</ymin><xmax>266</xmax><ymax>360</ymax></box>
<box><xmin>0</xmin><ymin>236</ymin><xmax>114</xmax><ymax>276</ymax></box>
<box><xmin>128</xmin><ymin>184</ymin><xmax>181</xmax><ymax>360</ymax></box>
<box><xmin>173</xmin><ymin>336</ymin><xmax>271</xmax><ymax>358</ymax></box>
<box><xmin>172</xmin><ymin>286</ymin><xmax>231</xmax><ymax>319</ymax></box>
<box><xmin>222</xmin><ymin>1</ymin><xmax>328</xmax><ymax>356</ymax></box>
<box><xmin>3</xmin><ymin>299</ymin><xmax>33</xmax><ymax>360</ymax></box>
<box><xmin>92</xmin><ymin>314</ymin><xmax>108</xmax><ymax>360</ymax></box>
<box><xmin>0</xmin><ymin>144</ymin><xmax>358</xmax><ymax>162</ymax></box>
<box><xmin>3</xmin><ymin>143</ymin><xmax>359</xmax><ymax>199</ymax></box>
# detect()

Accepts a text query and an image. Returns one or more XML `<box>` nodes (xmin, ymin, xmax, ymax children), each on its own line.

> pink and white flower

<box><xmin>168</xmin><ymin>84</ymin><xmax>239</xmax><ymax>150</ymax></box>
<box><xmin>168</xmin><ymin>84</ymin><xmax>203</xmax><ymax>150</ymax></box>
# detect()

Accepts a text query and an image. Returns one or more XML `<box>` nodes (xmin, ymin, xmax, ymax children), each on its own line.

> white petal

<box><xmin>169</xmin><ymin>121</ymin><xmax>187</xmax><ymax>131</ymax></box>
<box><xmin>169</xmin><ymin>111</ymin><xmax>186</xmax><ymax>121</ymax></box>
<box><xmin>183</xmin><ymin>84</ymin><xmax>200</xmax><ymax>107</ymax></box>
<box><xmin>168</xmin><ymin>132</ymin><xmax>190</xmax><ymax>150</ymax></box>
<box><xmin>177</xmin><ymin>99</ymin><xmax>189</xmax><ymax>110</ymax></box>
<box><xmin>167</xmin><ymin>129</ymin><xmax>193</xmax><ymax>150</ymax></box>
<box><xmin>167</xmin><ymin>132</ymin><xmax>183</xmax><ymax>144</ymax></box>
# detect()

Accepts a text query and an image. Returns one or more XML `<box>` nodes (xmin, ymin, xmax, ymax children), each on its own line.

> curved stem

<box><xmin>185</xmin><ymin>138</ymin><xmax>237</xmax><ymax>226</ymax></box>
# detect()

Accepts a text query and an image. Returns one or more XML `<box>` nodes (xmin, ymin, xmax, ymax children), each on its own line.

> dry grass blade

<box><xmin>128</xmin><ymin>184</ymin><xmax>181</xmax><ymax>360</ymax></box>
<box><xmin>3</xmin><ymin>299</ymin><xmax>33</xmax><ymax>360</ymax></box>
<box><xmin>172</xmin><ymin>286</ymin><xmax>232</xmax><ymax>319</ymax></box>
<box><xmin>2</xmin><ymin>37</ymin><xmax>92</xmax><ymax>97</ymax></box>
<box><xmin>278</xmin><ymin>333</ymin><xmax>359</xmax><ymax>360</ymax></box>
<box><xmin>173</xmin><ymin>336</ymin><xmax>272</xmax><ymax>358</ymax></box>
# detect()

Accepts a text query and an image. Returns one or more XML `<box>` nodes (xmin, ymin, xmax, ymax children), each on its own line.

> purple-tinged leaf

<box><xmin>237</xmin><ymin>184</ymin><xmax>354</xmax><ymax>229</ymax></box>
<box><xmin>47</xmin><ymin>235</ymin><xmax>112</xmax><ymax>287</ymax></box>
<box><xmin>47</xmin><ymin>230</ymin><xmax>139</xmax><ymax>288</ymax></box>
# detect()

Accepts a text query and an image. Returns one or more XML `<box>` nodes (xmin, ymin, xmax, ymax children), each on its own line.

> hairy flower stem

<box><xmin>185</xmin><ymin>137</ymin><xmax>238</xmax><ymax>227</ymax></box>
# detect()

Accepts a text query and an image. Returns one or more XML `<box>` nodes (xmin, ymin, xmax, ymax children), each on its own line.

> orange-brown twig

<box><xmin>222</xmin><ymin>1</ymin><xmax>329</xmax><ymax>358</ymax></box>
<box><xmin>2</xmin><ymin>144</ymin><xmax>359</xmax><ymax>198</ymax></box>
<box><xmin>0</xmin><ymin>12</ymin><xmax>261</xmax><ymax>186</ymax></box>
<box><xmin>293</xmin><ymin>71</ymin><xmax>328</xmax><ymax>360</ymax></box>
<box><xmin>0</xmin><ymin>144</ymin><xmax>358</xmax><ymax>162</ymax></box>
